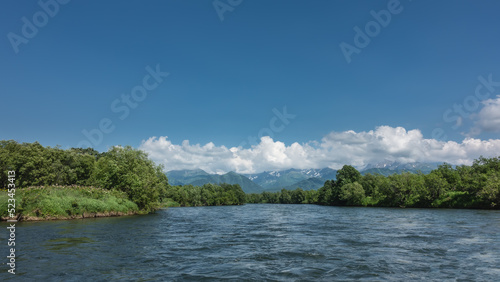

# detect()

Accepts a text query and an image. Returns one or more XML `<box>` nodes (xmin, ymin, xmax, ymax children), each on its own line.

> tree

<box><xmin>304</xmin><ymin>189</ymin><xmax>318</xmax><ymax>204</ymax></box>
<box><xmin>477</xmin><ymin>172</ymin><xmax>500</xmax><ymax>207</ymax></box>
<box><xmin>291</xmin><ymin>188</ymin><xmax>306</xmax><ymax>204</ymax></box>
<box><xmin>339</xmin><ymin>182</ymin><xmax>365</xmax><ymax>206</ymax></box>
<box><xmin>90</xmin><ymin>146</ymin><xmax>169</xmax><ymax>211</ymax></box>
<box><xmin>336</xmin><ymin>165</ymin><xmax>361</xmax><ymax>188</ymax></box>
<box><xmin>317</xmin><ymin>180</ymin><xmax>335</xmax><ymax>205</ymax></box>
<box><xmin>424</xmin><ymin>172</ymin><xmax>449</xmax><ymax>203</ymax></box>
<box><xmin>434</xmin><ymin>163</ymin><xmax>460</xmax><ymax>189</ymax></box>
<box><xmin>279</xmin><ymin>188</ymin><xmax>292</xmax><ymax>204</ymax></box>
<box><xmin>358</xmin><ymin>173</ymin><xmax>379</xmax><ymax>197</ymax></box>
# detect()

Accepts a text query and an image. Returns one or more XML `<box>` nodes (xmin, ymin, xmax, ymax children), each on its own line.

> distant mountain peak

<box><xmin>361</xmin><ymin>161</ymin><xmax>438</xmax><ymax>176</ymax></box>
<box><xmin>268</xmin><ymin>171</ymin><xmax>281</xmax><ymax>177</ymax></box>
<box><xmin>166</xmin><ymin>163</ymin><xmax>438</xmax><ymax>193</ymax></box>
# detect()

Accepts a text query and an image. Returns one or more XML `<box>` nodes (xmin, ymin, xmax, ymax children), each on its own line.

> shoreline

<box><xmin>3</xmin><ymin>203</ymin><xmax>500</xmax><ymax>222</ymax></box>
<box><xmin>1</xmin><ymin>210</ymin><xmax>142</xmax><ymax>222</ymax></box>
<box><xmin>0</xmin><ymin>186</ymin><xmax>142</xmax><ymax>222</ymax></box>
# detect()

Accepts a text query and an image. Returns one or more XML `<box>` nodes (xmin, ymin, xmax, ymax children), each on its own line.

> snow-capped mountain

<box><xmin>361</xmin><ymin>161</ymin><xmax>439</xmax><ymax>176</ymax></box>
<box><xmin>166</xmin><ymin>162</ymin><xmax>440</xmax><ymax>193</ymax></box>
<box><xmin>243</xmin><ymin>168</ymin><xmax>337</xmax><ymax>189</ymax></box>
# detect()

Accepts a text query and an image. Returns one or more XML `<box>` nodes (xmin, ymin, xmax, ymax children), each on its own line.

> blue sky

<box><xmin>2</xmin><ymin>0</ymin><xmax>500</xmax><ymax>172</ymax></box>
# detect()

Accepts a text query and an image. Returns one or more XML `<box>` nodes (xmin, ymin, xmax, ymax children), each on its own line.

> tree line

<box><xmin>0</xmin><ymin>140</ymin><xmax>246</xmax><ymax>211</ymax></box>
<box><xmin>247</xmin><ymin>156</ymin><xmax>500</xmax><ymax>209</ymax></box>
<box><xmin>0</xmin><ymin>140</ymin><xmax>168</xmax><ymax>211</ymax></box>
<box><xmin>246</xmin><ymin>188</ymin><xmax>318</xmax><ymax>204</ymax></box>
<box><xmin>2</xmin><ymin>140</ymin><xmax>499</xmax><ymax>210</ymax></box>
<box><xmin>166</xmin><ymin>183</ymin><xmax>246</xmax><ymax>206</ymax></box>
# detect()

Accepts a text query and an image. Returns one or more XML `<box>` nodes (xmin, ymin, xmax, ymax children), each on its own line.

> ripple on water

<box><xmin>1</xmin><ymin>205</ymin><xmax>499</xmax><ymax>281</ymax></box>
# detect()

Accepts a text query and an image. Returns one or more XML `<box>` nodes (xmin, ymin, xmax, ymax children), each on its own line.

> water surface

<box><xmin>1</xmin><ymin>204</ymin><xmax>500</xmax><ymax>281</ymax></box>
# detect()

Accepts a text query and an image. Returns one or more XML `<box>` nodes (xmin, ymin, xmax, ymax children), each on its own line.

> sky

<box><xmin>2</xmin><ymin>0</ymin><xmax>500</xmax><ymax>173</ymax></box>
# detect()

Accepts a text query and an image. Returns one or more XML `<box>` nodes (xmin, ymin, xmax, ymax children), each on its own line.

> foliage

<box><xmin>336</xmin><ymin>165</ymin><xmax>361</xmax><ymax>187</ymax></box>
<box><xmin>339</xmin><ymin>182</ymin><xmax>365</xmax><ymax>206</ymax></box>
<box><xmin>0</xmin><ymin>140</ymin><xmax>99</xmax><ymax>188</ymax></box>
<box><xmin>0</xmin><ymin>186</ymin><xmax>139</xmax><ymax>219</ymax></box>
<box><xmin>89</xmin><ymin>146</ymin><xmax>169</xmax><ymax>211</ymax></box>
<box><xmin>165</xmin><ymin>183</ymin><xmax>246</xmax><ymax>207</ymax></box>
<box><xmin>2</xmin><ymin>140</ymin><xmax>499</xmax><ymax>211</ymax></box>
<box><xmin>248</xmin><ymin>156</ymin><xmax>500</xmax><ymax>209</ymax></box>
<box><xmin>315</xmin><ymin>157</ymin><xmax>500</xmax><ymax>209</ymax></box>
<box><xmin>246</xmin><ymin>188</ymin><xmax>318</xmax><ymax>204</ymax></box>
<box><xmin>0</xmin><ymin>140</ymin><xmax>168</xmax><ymax>212</ymax></box>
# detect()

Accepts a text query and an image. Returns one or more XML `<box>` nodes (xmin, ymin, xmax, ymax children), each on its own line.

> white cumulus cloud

<box><xmin>471</xmin><ymin>96</ymin><xmax>500</xmax><ymax>134</ymax></box>
<box><xmin>139</xmin><ymin>126</ymin><xmax>500</xmax><ymax>174</ymax></box>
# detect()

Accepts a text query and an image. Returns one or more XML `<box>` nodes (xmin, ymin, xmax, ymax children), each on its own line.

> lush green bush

<box><xmin>339</xmin><ymin>182</ymin><xmax>365</xmax><ymax>206</ymax></box>
<box><xmin>0</xmin><ymin>141</ymin><xmax>169</xmax><ymax>212</ymax></box>
<box><xmin>431</xmin><ymin>191</ymin><xmax>475</xmax><ymax>208</ymax></box>
<box><xmin>89</xmin><ymin>146</ymin><xmax>169</xmax><ymax>211</ymax></box>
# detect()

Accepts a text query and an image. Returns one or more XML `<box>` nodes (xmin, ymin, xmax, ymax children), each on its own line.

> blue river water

<box><xmin>1</xmin><ymin>204</ymin><xmax>500</xmax><ymax>281</ymax></box>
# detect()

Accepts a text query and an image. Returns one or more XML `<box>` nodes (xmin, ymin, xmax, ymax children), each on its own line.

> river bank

<box><xmin>0</xmin><ymin>186</ymin><xmax>143</xmax><ymax>221</ymax></box>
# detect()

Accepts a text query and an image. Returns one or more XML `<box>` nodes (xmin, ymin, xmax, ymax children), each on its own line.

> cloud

<box><xmin>139</xmin><ymin>126</ymin><xmax>500</xmax><ymax>174</ymax></box>
<box><xmin>471</xmin><ymin>96</ymin><xmax>500</xmax><ymax>134</ymax></box>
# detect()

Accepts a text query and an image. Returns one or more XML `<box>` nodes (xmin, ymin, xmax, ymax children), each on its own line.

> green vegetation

<box><xmin>246</xmin><ymin>188</ymin><xmax>318</xmax><ymax>204</ymax></box>
<box><xmin>0</xmin><ymin>186</ymin><xmax>139</xmax><ymax>220</ymax></box>
<box><xmin>1</xmin><ymin>140</ymin><xmax>499</xmax><ymax>220</ymax></box>
<box><xmin>0</xmin><ymin>140</ymin><xmax>247</xmax><ymax>220</ymax></box>
<box><xmin>164</xmin><ymin>183</ymin><xmax>246</xmax><ymax>207</ymax></box>
<box><xmin>248</xmin><ymin>156</ymin><xmax>500</xmax><ymax>209</ymax></box>
<box><xmin>0</xmin><ymin>140</ymin><xmax>168</xmax><ymax>213</ymax></box>
<box><xmin>89</xmin><ymin>146</ymin><xmax>169</xmax><ymax>211</ymax></box>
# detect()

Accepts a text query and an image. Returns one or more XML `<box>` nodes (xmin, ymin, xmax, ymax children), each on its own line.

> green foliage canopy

<box><xmin>0</xmin><ymin>141</ymin><xmax>168</xmax><ymax>212</ymax></box>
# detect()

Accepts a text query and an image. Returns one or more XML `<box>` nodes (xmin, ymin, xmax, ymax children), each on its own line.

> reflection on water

<box><xmin>0</xmin><ymin>205</ymin><xmax>499</xmax><ymax>281</ymax></box>
<box><xmin>44</xmin><ymin>237</ymin><xmax>95</xmax><ymax>254</ymax></box>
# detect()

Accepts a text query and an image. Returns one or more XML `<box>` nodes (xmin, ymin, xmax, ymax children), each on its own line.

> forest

<box><xmin>0</xmin><ymin>140</ymin><xmax>245</xmax><ymax>218</ymax></box>
<box><xmin>247</xmin><ymin>157</ymin><xmax>500</xmax><ymax>209</ymax></box>
<box><xmin>0</xmin><ymin>140</ymin><xmax>168</xmax><ymax>212</ymax></box>
<box><xmin>1</xmin><ymin>140</ymin><xmax>499</xmax><ymax>220</ymax></box>
<box><xmin>165</xmin><ymin>183</ymin><xmax>246</xmax><ymax>207</ymax></box>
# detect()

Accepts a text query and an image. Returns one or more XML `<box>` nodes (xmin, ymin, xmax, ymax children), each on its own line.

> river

<box><xmin>1</xmin><ymin>204</ymin><xmax>500</xmax><ymax>281</ymax></box>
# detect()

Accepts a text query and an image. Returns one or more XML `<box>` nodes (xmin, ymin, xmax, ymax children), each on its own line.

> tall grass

<box><xmin>0</xmin><ymin>186</ymin><xmax>139</xmax><ymax>220</ymax></box>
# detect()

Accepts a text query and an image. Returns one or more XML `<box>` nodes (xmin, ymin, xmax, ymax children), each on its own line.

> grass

<box><xmin>0</xmin><ymin>185</ymin><xmax>139</xmax><ymax>220</ymax></box>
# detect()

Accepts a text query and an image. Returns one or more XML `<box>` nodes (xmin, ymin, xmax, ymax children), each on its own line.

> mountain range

<box><xmin>360</xmin><ymin>161</ymin><xmax>439</xmax><ymax>176</ymax></box>
<box><xmin>166</xmin><ymin>162</ymin><xmax>440</xmax><ymax>193</ymax></box>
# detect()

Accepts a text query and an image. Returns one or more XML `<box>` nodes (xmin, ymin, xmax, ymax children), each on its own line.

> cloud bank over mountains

<box><xmin>139</xmin><ymin>126</ymin><xmax>500</xmax><ymax>174</ymax></box>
